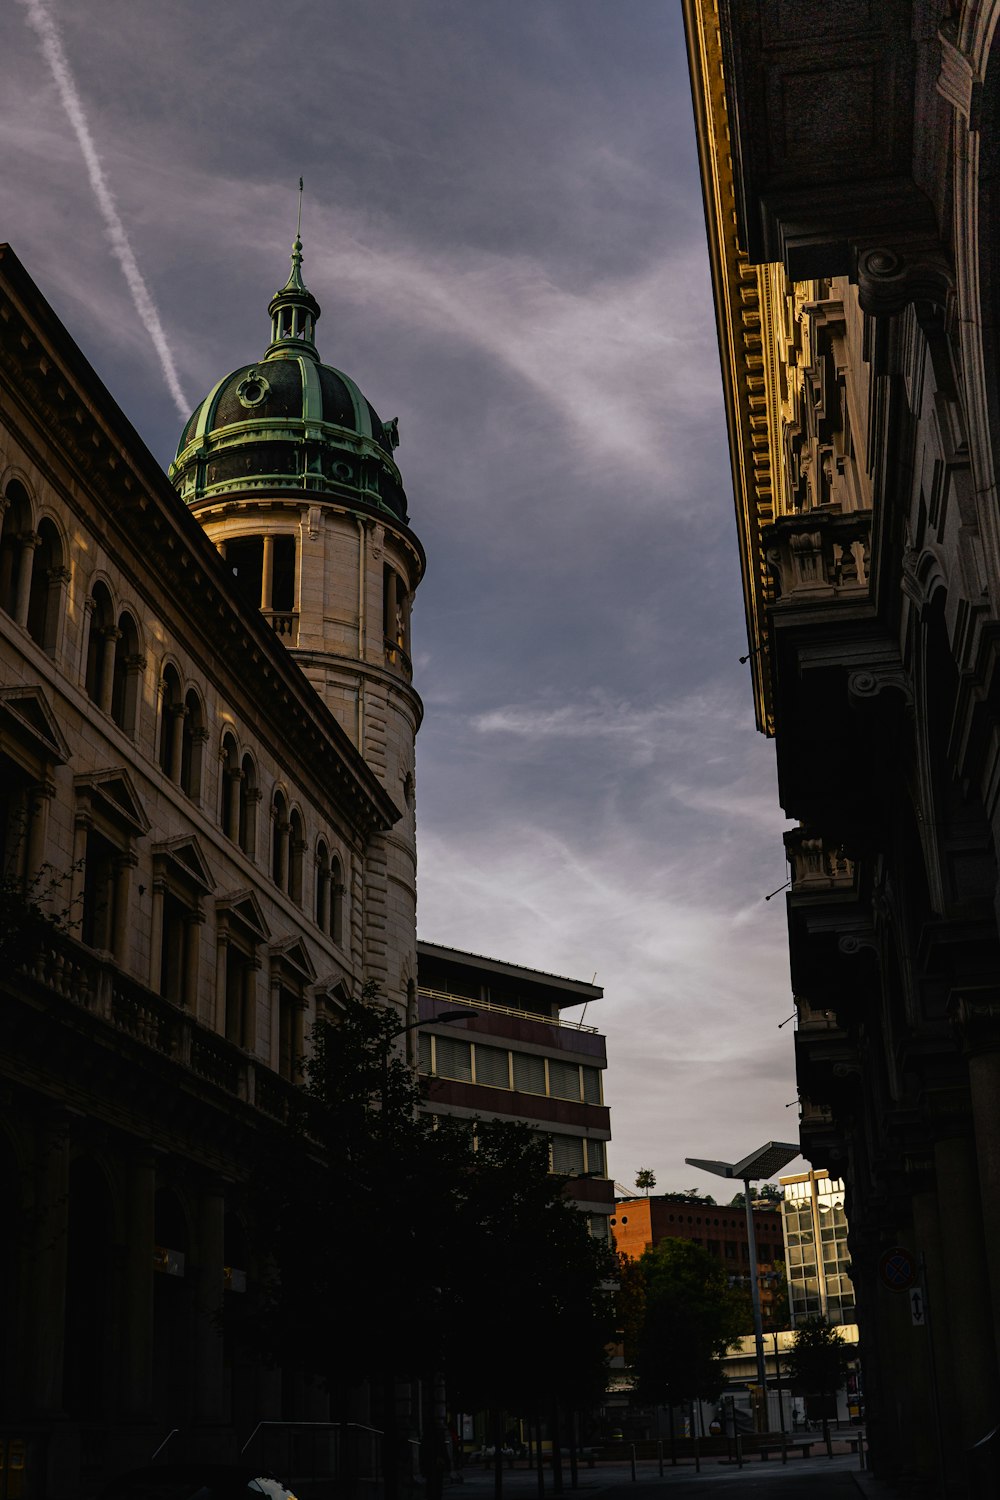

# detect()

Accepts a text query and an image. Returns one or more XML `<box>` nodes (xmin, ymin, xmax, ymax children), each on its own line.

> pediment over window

<box><xmin>216</xmin><ymin>888</ymin><xmax>270</xmax><ymax>944</ymax></box>
<box><xmin>152</xmin><ymin>835</ymin><xmax>215</xmax><ymax>894</ymax></box>
<box><xmin>75</xmin><ymin>766</ymin><xmax>150</xmax><ymax>835</ymax></box>
<box><xmin>0</xmin><ymin>685</ymin><xmax>70</xmax><ymax>765</ymax></box>
<box><xmin>270</xmin><ymin>935</ymin><xmax>316</xmax><ymax>984</ymax></box>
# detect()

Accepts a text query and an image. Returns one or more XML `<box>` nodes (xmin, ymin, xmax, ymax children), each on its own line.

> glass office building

<box><xmin>780</xmin><ymin>1169</ymin><xmax>856</xmax><ymax>1326</ymax></box>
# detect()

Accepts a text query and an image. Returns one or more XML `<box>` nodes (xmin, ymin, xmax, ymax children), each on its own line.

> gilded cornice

<box><xmin>683</xmin><ymin>0</ymin><xmax>781</xmax><ymax>736</ymax></box>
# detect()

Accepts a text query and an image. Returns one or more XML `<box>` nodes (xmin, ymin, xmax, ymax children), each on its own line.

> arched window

<box><xmin>315</xmin><ymin>841</ymin><xmax>331</xmax><ymax>928</ymax></box>
<box><xmin>330</xmin><ymin>854</ymin><xmax>344</xmax><ymax>944</ymax></box>
<box><xmin>288</xmin><ymin>808</ymin><xmax>304</xmax><ymax>904</ymax></box>
<box><xmin>271</xmin><ymin>790</ymin><xmax>289</xmax><ymax>888</ymax></box>
<box><xmin>26</xmin><ymin>518</ymin><xmax>64</xmax><ymax>653</ymax></box>
<box><xmin>239</xmin><ymin>754</ymin><xmax>257</xmax><ymax>857</ymax></box>
<box><xmin>110</xmin><ymin>612</ymin><xmax>141</xmax><ymax>734</ymax></box>
<box><xmin>180</xmin><ymin>689</ymin><xmax>204</xmax><ymax>799</ymax></box>
<box><xmin>85</xmin><ymin>583</ymin><xmax>116</xmax><ymax>712</ymax></box>
<box><xmin>158</xmin><ymin>665</ymin><xmax>183</xmax><ymax>779</ymax></box>
<box><xmin>0</xmin><ymin>481</ymin><xmax>32</xmax><ymax>623</ymax></box>
<box><xmin>221</xmin><ymin>734</ymin><xmax>240</xmax><ymax>842</ymax></box>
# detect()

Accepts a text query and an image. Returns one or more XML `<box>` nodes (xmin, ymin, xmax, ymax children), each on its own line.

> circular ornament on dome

<box><xmin>236</xmin><ymin>370</ymin><xmax>271</xmax><ymax>409</ymax></box>
<box><xmin>332</xmin><ymin>461</ymin><xmax>353</xmax><ymax>481</ymax></box>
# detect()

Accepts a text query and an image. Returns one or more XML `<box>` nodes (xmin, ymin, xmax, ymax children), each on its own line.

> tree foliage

<box><xmin>236</xmin><ymin>985</ymin><xmax>614</xmax><ymax>1413</ymax></box>
<box><xmin>623</xmin><ymin>1238</ymin><xmax>748</xmax><ymax>1407</ymax></box>
<box><xmin>783</xmin><ymin>1316</ymin><xmax>852</xmax><ymax>1397</ymax></box>
<box><xmin>634</xmin><ymin>1168</ymin><xmax>656</xmax><ymax>1196</ymax></box>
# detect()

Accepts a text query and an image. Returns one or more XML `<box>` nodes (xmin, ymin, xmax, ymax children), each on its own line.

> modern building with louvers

<box><xmin>416</xmin><ymin>941</ymin><xmax>613</xmax><ymax>1239</ymax></box>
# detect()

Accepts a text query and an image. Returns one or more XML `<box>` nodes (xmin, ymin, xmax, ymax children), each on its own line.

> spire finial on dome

<box><xmin>266</xmin><ymin>177</ymin><xmax>322</xmax><ymax>360</ymax></box>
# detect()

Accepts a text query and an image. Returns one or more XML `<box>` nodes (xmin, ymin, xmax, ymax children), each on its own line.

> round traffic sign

<box><xmin>878</xmin><ymin>1245</ymin><xmax>917</xmax><ymax>1291</ymax></box>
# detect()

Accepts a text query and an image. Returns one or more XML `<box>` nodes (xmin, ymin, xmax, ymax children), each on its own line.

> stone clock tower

<box><xmin>170</xmin><ymin>230</ymin><xmax>424</xmax><ymax>1014</ymax></box>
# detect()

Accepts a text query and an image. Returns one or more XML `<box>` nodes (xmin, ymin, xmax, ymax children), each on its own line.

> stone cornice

<box><xmin>683</xmin><ymin>0</ymin><xmax>777</xmax><ymax>735</ymax></box>
<box><xmin>0</xmin><ymin>245</ymin><xmax>400</xmax><ymax>840</ymax></box>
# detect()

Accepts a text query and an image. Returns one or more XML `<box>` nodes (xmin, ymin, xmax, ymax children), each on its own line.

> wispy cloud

<box><xmin>15</xmin><ymin>0</ymin><xmax>189</xmax><ymax>418</ymax></box>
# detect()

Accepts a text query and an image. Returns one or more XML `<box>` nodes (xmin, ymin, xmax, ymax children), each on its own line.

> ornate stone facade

<box><xmin>0</xmin><ymin>243</ymin><xmax>416</xmax><ymax>1494</ymax></box>
<box><xmin>685</xmin><ymin>2</ymin><xmax>1000</xmax><ymax>1493</ymax></box>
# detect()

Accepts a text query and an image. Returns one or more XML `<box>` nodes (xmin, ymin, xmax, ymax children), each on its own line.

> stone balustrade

<box><xmin>18</xmin><ymin>930</ymin><xmax>298</xmax><ymax>1121</ymax></box>
<box><xmin>784</xmin><ymin>827</ymin><xmax>855</xmax><ymax>892</ymax></box>
<box><xmin>765</xmin><ymin>506</ymin><xmax>872</xmax><ymax>603</ymax></box>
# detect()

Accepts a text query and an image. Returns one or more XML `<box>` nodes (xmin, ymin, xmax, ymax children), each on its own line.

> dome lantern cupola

<box><xmin>265</xmin><ymin>228</ymin><xmax>322</xmax><ymax>361</ymax></box>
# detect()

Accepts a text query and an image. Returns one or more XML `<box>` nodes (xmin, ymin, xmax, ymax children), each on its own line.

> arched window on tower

<box><xmin>26</xmin><ymin>518</ymin><xmax>64</xmax><ymax>654</ymax></box>
<box><xmin>383</xmin><ymin>564</ymin><xmax>411</xmax><ymax>677</ymax></box>
<box><xmin>85</xmin><ymin>584</ymin><xmax>116</xmax><ymax>712</ymax></box>
<box><xmin>225</xmin><ymin>533</ymin><xmax>298</xmax><ymax>642</ymax></box>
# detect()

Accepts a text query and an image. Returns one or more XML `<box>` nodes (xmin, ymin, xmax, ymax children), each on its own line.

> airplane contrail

<box><xmin>16</xmin><ymin>0</ymin><xmax>190</xmax><ymax>419</ymax></box>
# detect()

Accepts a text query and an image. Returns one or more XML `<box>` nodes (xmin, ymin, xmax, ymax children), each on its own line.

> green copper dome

<box><xmin>170</xmin><ymin>234</ymin><xmax>407</xmax><ymax>522</ymax></box>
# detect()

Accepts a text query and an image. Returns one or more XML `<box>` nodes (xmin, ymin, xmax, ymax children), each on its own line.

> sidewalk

<box><xmin>445</xmin><ymin>1451</ymin><xmax>871</xmax><ymax>1492</ymax></box>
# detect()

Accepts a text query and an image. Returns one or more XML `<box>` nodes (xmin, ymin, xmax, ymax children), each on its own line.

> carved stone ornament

<box><xmin>950</xmin><ymin>987</ymin><xmax>1000</xmax><ymax>1054</ymax></box>
<box><xmin>371</xmin><ymin>522</ymin><xmax>384</xmax><ymax>560</ymax></box>
<box><xmin>847</xmin><ymin>665</ymin><xmax>912</xmax><ymax>710</ymax></box>
<box><xmin>855</xmin><ymin>242</ymin><xmax>954</xmax><ymax>319</ymax></box>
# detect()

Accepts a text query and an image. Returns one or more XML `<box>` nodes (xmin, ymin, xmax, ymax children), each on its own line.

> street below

<box><xmin>450</xmin><ymin>1456</ymin><xmax>867</xmax><ymax>1500</ymax></box>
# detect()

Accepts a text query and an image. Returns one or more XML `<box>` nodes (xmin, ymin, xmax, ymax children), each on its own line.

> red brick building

<box><xmin>611</xmin><ymin>1196</ymin><xmax>784</xmax><ymax>1319</ymax></box>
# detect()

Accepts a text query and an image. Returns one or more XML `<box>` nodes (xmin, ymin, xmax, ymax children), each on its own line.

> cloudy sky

<box><xmin>3</xmin><ymin>0</ymin><xmax>802</xmax><ymax>1196</ymax></box>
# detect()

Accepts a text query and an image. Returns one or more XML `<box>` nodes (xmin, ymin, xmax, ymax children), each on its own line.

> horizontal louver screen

<box><xmin>582</xmin><ymin>1067</ymin><xmax>602</xmax><ymax>1104</ymax></box>
<box><xmin>418</xmin><ymin>1033</ymin><xmax>432</xmax><ymax>1073</ymax></box>
<box><xmin>512</xmin><ymin>1052</ymin><xmax>546</xmax><ymax>1095</ymax></box>
<box><xmin>474</xmin><ymin>1044</ymin><xmax>510</xmax><ymax>1088</ymax></box>
<box><xmin>435</xmin><ymin>1035</ymin><xmax>472</xmax><ymax>1082</ymax></box>
<box><xmin>549</xmin><ymin>1060</ymin><xmax>581</xmax><ymax>1100</ymax></box>
<box><xmin>587</xmin><ymin>1139</ymin><xmax>606</xmax><ymax>1175</ymax></box>
<box><xmin>551</xmin><ymin>1134</ymin><xmax>585</xmax><ymax>1174</ymax></box>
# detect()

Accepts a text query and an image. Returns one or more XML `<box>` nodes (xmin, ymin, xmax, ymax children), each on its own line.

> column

<box><xmin>122</xmin><ymin>1150</ymin><xmax>156</xmax><ymax>1417</ymax></box>
<box><xmin>215</xmin><ymin>926</ymin><xmax>230</xmax><ymax>1034</ymax></box>
<box><xmin>112</xmin><ymin>851</ymin><xmax>135</xmax><ymax>967</ymax></box>
<box><xmin>195</xmin><ymin>1185</ymin><xmax>226</xmax><ymax>1424</ymax></box>
<box><xmin>185</xmin><ymin>908</ymin><xmax>204</xmax><ymax>1013</ymax></box>
<box><xmin>98</xmin><ymin>628</ymin><xmax>120</xmax><ymax>716</ymax></box>
<box><xmin>275</xmin><ymin>818</ymin><xmax>289</xmax><ymax>891</ymax></box>
<box><xmin>13</xmin><ymin>533</ymin><xmax>38</xmax><ymax>628</ymax></box>
<box><xmin>269</xmin><ymin>967</ymin><xmax>282</xmax><ymax>1070</ymax></box>
<box><xmin>70</xmin><ymin>811</ymin><xmax>90</xmax><ymax>932</ymax></box>
<box><xmin>30</xmin><ymin>1110</ymin><xmax>71</xmax><ymax>1411</ymax></box>
<box><xmin>169</xmin><ymin>706</ymin><xmax>188</xmax><ymax>784</ymax></box>
<box><xmin>226</xmin><ymin>769</ymin><xmax>242</xmax><ymax>841</ymax></box>
<box><xmin>262</xmin><ymin>535</ymin><xmax>274</xmax><ymax>610</ymax></box>
<box><xmin>25</xmin><ymin>778</ymin><xmax>53</xmax><ymax>886</ymax></box>
<box><xmin>149</xmin><ymin>877</ymin><xmax>166</xmax><ymax>993</ymax></box>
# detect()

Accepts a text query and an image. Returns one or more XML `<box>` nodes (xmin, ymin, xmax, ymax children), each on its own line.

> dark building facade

<box><xmin>685</xmin><ymin>2</ymin><xmax>1000</xmax><ymax>1493</ymax></box>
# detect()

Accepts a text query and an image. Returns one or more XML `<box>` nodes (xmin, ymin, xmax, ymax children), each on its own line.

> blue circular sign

<box><xmin>878</xmin><ymin>1245</ymin><xmax>917</xmax><ymax>1291</ymax></box>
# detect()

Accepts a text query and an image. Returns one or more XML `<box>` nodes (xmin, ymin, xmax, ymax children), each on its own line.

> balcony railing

<box><xmin>16</xmin><ymin>930</ymin><xmax>299</xmax><ymax>1119</ymax></box>
<box><xmin>784</xmin><ymin>828</ymin><xmax>855</xmax><ymax>893</ymax></box>
<box><xmin>262</xmin><ymin>609</ymin><xmax>299</xmax><ymax>645</ymax></box>
<box><xmin>419</xmin><ymin>986</ymin><xmax>599</xmax><ymax>1033</ymax></box>
<box><xmin>765</xmin><ymin>506</ymin><xmax>871</xmax><ymax>604</ymax></box>
<box><xmin>384</xmin><ymin>636</ymin><xmax>413</xmax><ymax>682</ymax></box>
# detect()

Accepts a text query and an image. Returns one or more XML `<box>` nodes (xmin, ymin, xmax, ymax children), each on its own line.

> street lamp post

<box><xmin>685</xmin><ymin>1142</ymin><xmax>799</xmax><ymax>1432</ymax></box>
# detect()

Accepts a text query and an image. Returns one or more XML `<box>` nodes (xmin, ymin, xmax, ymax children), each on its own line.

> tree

<box><xmin>623</xmin><ymin>1238</ymin><xmax>748</xmax><ymax>1410</ymax></box>
<box><xmin>635</xmin><ymin>1168</ymin><xmax>656</xmax><ymax>1196</ymax></box>
<box><xmin>784</xmin><ymin>1316</ymin><xmax>853</xmax><ymax>1442</ymax></box>
<box><xmin>237</xmin><ymin>984</ymin><xmax>614</xmax><ymax>1419</ymax></box>
<box><xmin>730</xmin><ymin>1183</ymin><xmax>783</xmax><ymax>1207</ymax></box>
